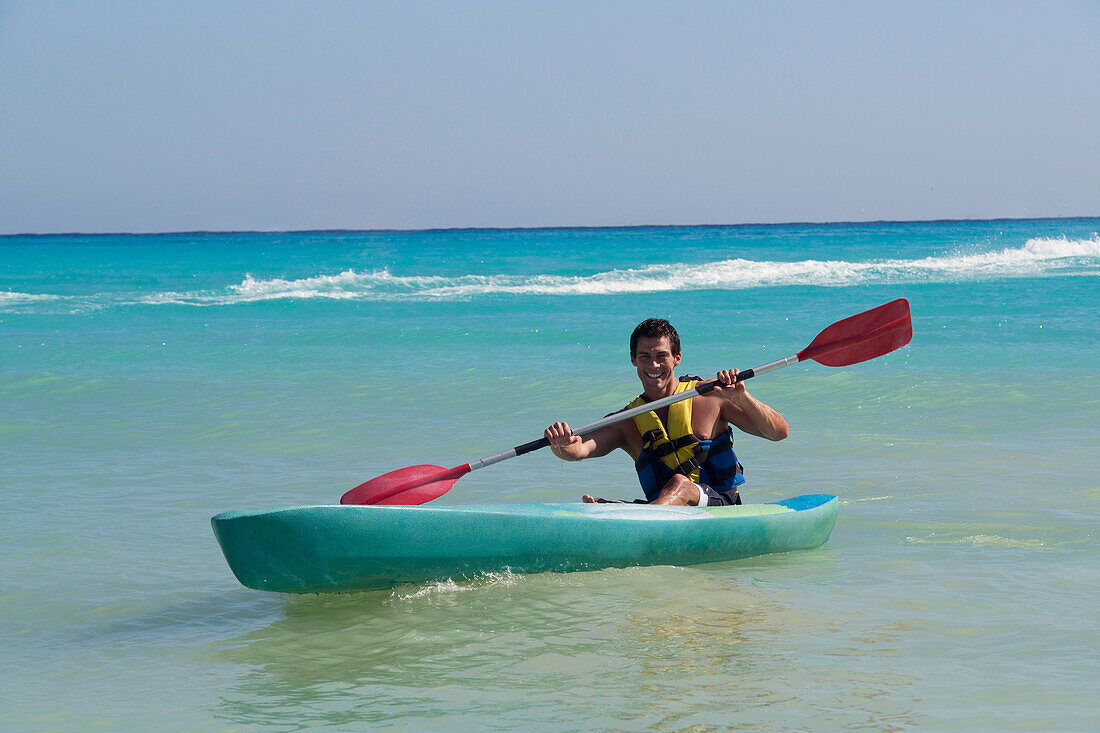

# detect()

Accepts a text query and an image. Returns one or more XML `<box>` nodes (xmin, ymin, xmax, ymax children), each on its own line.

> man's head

<box><xmin>630</xmin><ymin>318</ymin><xmax>680</xmax><ymax>358</ymax></box>
<box><xmin>630</xmin><ymin>319</ymin><xmax>682</xmax><ymax>396</ymax></box>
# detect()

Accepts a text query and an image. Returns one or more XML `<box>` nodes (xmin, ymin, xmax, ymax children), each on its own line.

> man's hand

<box><xmin>545</xmin><ymin>421</ymin><xmax>582</xmax><ymax>459</ymax></box>
<box><xmin>712</xmin><ymin>368</ymin><xmax>749</xmax><ymax>406</ymax></box>
<box><xmin>712</xmin><ymin>368</ymin><xmax>789</xmax><ymax>441</ymax></box>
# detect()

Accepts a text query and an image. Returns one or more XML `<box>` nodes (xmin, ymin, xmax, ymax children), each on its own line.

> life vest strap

<box><xmin>642</xmin><ymin>430</ymin><xmax>699</xmax><ymax>459</ymax></box>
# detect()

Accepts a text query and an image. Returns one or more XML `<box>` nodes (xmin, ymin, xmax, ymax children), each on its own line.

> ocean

<box><xmin>2</xmin><ymin>219</ymin><xmax>1097</xmax><ymax>730</ymax></box>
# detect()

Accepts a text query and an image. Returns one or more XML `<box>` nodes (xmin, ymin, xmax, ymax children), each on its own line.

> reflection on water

<box><xmin>208</xmin><ymin>556</ymin><xmax>930</xmax><ymax>730</ymax></box>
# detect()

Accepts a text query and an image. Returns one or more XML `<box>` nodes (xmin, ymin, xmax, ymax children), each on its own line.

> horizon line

<box><xmin>2</xmin><ymin>214</ymin><xmax>1098</xmax><ymax>239</ymax></box>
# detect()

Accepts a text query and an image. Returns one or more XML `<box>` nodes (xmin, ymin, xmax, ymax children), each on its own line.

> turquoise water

<box><xmin>2</xmin><ymin>219</ymin><xmax>1097</xmax><ymax>730</ymax></box>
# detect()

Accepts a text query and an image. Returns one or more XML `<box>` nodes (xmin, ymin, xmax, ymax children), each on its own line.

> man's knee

<box><xmin>654</xmin><ymin>475</ymin><xmax>699</xmax><ymax>505</ymax></box>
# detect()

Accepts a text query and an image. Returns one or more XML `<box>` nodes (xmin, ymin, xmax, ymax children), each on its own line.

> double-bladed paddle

<box><xmin>341</xmin><ymin>298</ymin><xmax>913</xmax><ymax>506</ymax></box>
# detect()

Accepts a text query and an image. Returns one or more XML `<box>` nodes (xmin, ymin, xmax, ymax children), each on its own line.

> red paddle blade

<box><xmin>798</xmin><ymin>298</ymin><xmax>912</xmax><ymax>367</ymax></box>
<box><xmin>340</xmin><ymin>464</ymin><xmax>471</xmax><ymax>505</ymax></box>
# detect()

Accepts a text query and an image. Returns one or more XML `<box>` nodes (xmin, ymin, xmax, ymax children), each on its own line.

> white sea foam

<box><xmin>905</xmin><ymin>534</ymin><xmax>1047</xmax><ymax>549</ymax></box>
<box><xmin>0</xmin><ymin>291</ymin><xmax>63</xmax><ymax>305</ymax></box>
<box><xmin>389</xmin><ymin>569</ymin><xmax>522</xmax><ymax>601</ymax></box>
<box><xmin>192</xmin><ymin>235</ymin><xmax>1099</xmax><ymax>303</ymax></box>
<box><xmin>5</xmin><ymin>236</ymin><xmax>1098</xmax><ymax>310</ymax></box>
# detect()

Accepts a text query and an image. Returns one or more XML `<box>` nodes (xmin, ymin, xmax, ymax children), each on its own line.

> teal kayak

<box><xmin>211</xmin><ymin>494</ymin><xmax>838</xmax><ymax>594</ymax></box>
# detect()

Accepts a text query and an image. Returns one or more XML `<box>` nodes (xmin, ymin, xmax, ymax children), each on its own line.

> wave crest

<box><xmin>4</xmin><ymin>235</ymin><xmax>1098</xmax><ymax>310</ymax></box>
<box><xmin>200</xmin><ymin>235</ymin><xmax>1100</xmax><ymax>302</ymax></box>
<box><xmin>0</xmin><ymin>291</ymin><xmax>63</xmax><ymax>305</ymax></box>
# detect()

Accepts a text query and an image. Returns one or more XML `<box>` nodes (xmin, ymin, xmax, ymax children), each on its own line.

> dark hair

<box><xmin>630</xmin><ymin>318</ymin><xmax>680</xmax><ymax>357</ymax></box>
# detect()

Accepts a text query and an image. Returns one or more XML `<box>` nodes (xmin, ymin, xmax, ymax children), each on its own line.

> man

<box><xmin>544</xmin><ymin>318</ymin><xmax>788</xmax><ymax>505</ymax></box>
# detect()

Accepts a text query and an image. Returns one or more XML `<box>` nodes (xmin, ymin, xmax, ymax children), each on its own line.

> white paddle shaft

<box><xmin>468</xmin><ymin>352</ymin><xmax>800</xmax><ymax>471</ymax></box>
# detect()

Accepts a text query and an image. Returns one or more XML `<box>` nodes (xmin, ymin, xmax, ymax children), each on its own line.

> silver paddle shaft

<box><xmin>467</xmin><ymin>353</ymin><xmax>800</xmax><ymax>472</ymax></box>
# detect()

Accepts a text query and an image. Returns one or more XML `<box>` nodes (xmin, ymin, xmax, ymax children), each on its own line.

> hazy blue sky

<box><xmin>2</xmin><ymin>1</ymin><xmax>1098</xmax><ymax>233</ymax></box>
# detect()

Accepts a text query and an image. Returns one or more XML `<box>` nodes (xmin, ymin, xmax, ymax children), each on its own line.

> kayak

<box><xmin>211</xmin><ymin>494</ymin><xmax>838</xmax><ymax>594</ymax></box>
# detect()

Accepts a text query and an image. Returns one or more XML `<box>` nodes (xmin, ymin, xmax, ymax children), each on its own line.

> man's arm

<box><xmin>711</xmin><ymin>368</ymin><xmax>789</xmax><ymax>441</ymax></box>
<box><xmin>545</xmin><ymin>421</ymin><xmax>627</xmax><ymax>461</ymax></box>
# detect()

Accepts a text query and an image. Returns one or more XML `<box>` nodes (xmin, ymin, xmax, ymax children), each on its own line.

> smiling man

<box><xmin>544</xmin><ymin>318</ymin><xmax>789</xmax><ymax>505</ymax></box>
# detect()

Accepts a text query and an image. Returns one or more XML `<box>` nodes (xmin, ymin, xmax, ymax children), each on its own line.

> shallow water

<box><xmin>2</xmin><ymin>219</ymin><xmax>1098</xmax><ymax>730</ymax></box>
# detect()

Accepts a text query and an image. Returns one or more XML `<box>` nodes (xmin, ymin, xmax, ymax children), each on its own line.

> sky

<box><xmin>1</xmin><ymin>1</ymin><xmax>1098</xmax><ymax>234</ymax></box>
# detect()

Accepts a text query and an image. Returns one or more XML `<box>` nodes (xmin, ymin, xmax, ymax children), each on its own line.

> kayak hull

<box><xmin>211</xmin><ymin>494</ymin><xmax>838</xmax><ymax>594</ymax></box>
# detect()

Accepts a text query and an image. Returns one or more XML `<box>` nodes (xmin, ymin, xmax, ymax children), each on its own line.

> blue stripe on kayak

<box><xmin>771</xmin><ymin>494</ymin><xmax>837</xmax><ymax>511</ymax></box>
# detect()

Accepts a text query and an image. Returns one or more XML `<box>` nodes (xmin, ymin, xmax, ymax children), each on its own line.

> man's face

<box><xmin>631</xmin><ymin>335</ymin><xmax>681</xmax><ymax>394</ymax></box>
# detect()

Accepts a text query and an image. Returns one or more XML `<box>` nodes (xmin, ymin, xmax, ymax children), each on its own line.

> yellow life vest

<box><xmin>626</xmin><ymin>378</ymin><xmax>704</xmax><ymax>484</ymax></box>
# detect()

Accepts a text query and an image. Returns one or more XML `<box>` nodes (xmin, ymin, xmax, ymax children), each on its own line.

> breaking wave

<box><xmin>156</xmin><ymin>235</ymin><xmax>1100</xmax><ymax>304</ymax></box>
<box><xmin>5</xmin><ymin>236</ymin><xmax>1098</xmax><ymax>310</ymax></box>
<box><xmin>0</xmin><ymin>291</ymin><xmax>64</xmax><ymax>306</ymax></box>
